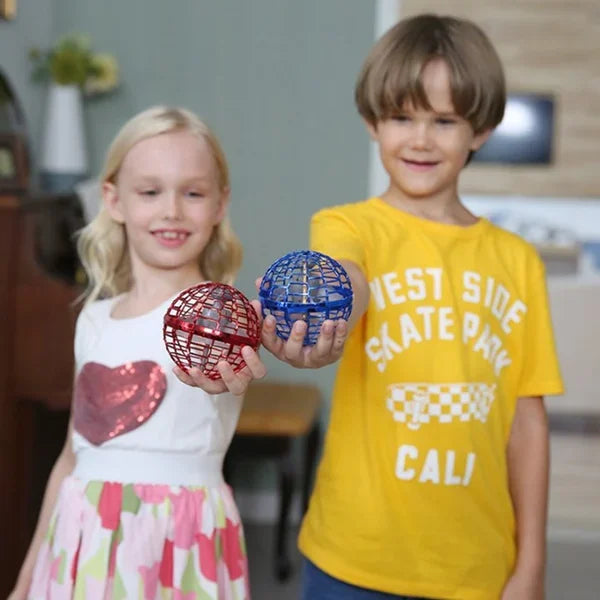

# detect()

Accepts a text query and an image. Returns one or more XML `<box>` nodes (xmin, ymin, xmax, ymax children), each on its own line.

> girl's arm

<box><xmin>9</xmin><ymin>417</ymin><xmax>75</xmax><ymax>600</ymax></box>
<box><xmin>501</xmin><ymin>395</ymin><xmax>549</xmax><ymax>600</ymax></box>
<box><xmin>259</xmin><ymin>258</ymin><xmax>370</xmax><ymax>369</ymax></box>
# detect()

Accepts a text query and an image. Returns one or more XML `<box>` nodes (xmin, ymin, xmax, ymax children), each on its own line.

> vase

<box><xmin>40</xmin><ymin>83</ymin><xmax>88</xmax><ymax>193</ymax></box>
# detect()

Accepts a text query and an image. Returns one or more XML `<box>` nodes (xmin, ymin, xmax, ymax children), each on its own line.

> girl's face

<box><xmin>367</xmin><ymin>58</ymin><xmax>491</xmax><ymax>206</ymax></box>
<box><xmin>104</xmin><ymin>130</ymin><xmax>228</xmax><ymax>281</ymax></box>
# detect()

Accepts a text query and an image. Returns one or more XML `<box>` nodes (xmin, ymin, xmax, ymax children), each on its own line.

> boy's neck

<box><xmin>379</xmin><ymin>189</ymin><xmax>478</xmax><ymax>226</ymax></box>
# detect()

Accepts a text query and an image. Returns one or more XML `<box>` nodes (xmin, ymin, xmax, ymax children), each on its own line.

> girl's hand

<box><xmin>173</xmin><ymin>345</ymin><xmax>266</xmax><ymax>397</ymax></box>
<box><xmin>260</xmin><ymin>314</ymin><xmax>348</xmax><ymax>369</ymax></box>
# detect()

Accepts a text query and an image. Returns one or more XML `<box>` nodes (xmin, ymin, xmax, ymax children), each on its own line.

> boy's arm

<box><xmin>259</xmin><ymin>258</ymin><xmax>370</xmax><ymax>369</ymax></box>
<box><xmin>502</xmin><ymin>395</ymin><xmax>549</xmax><ymax>600</ymax></box>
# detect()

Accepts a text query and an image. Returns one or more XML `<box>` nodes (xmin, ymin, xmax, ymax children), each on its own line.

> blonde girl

<box><xmin>10</xmin><ymin>106</ymin><xmax>265</xmax><ymax>600</ymax></box>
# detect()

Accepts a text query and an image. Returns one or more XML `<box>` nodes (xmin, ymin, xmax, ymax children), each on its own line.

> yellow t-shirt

<box><xmin>299</xmin><ymin>197</ymin><xmax>564</xmax><ymax>600</ymax></box>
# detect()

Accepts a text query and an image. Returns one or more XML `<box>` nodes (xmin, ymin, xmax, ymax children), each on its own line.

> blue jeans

<box><xmin>301</xmin><ymin>559</ymin><xmax>429</xmax><ymax>600</ymax></box>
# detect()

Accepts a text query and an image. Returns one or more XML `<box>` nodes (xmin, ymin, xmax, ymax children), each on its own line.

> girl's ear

<box><xmin>215</xmin><ymin>187</ymin><xmax>230</xmax><ymax>224</ymax></box>
<box><xmin>471</xmin><ymin>128</ymin><xmax>493</xmax><ymax>151</ymax></box>
<box><xmin>102</xmin><ymin>181</ymin><xmax>125</xmax><ymax>223</ymax></box>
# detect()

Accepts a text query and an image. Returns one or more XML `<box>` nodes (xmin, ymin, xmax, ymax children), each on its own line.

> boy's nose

<box><xmin>410</xmin><ymin>122</ymin><xmax>432</xmax><ymax>149</ymax></box>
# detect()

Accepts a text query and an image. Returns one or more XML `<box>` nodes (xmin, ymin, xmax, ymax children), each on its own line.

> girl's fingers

<box><xmin>173</xmin><ymin>366</ymin><xmax>196</xmax><ymax>385</ymax></box>
<box><xmin>217</xmin><ymin>361</ymin><xmax>247</xmax><ymax>396</ymax></box>
<box><xmin>174</xmin><ymin>366</ymin><xmax>224</xmax><ymax>393</ymax></box>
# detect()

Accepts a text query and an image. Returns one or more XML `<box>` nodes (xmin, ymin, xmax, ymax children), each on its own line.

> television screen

<box><xmin>472</xmin><ymin>94</ymin><xmax>555</xmax><ymax>165</ymax></box>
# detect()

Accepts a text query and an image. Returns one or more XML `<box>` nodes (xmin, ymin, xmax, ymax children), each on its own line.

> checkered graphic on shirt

<box><xmin>385</xmin><ymin>383</ymin><xmax>496</xmax><ymax>430</ymax></box>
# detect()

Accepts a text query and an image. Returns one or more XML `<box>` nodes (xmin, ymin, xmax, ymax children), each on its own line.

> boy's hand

<box><xmin>252</xmin><ymin>278</ymin><xmax>349</xmax><ymax>368</ymax></box>
<box><xmin>173</xmin><ymin>345</ymin><xmax>267</xmax><ymax>396</ymax></box>
<box><xmin>260</xmin><ymin>312</ymin><xmax>348</xmax><ymax>369</ymax></box>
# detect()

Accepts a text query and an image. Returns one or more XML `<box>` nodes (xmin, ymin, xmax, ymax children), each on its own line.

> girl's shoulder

<box><xmin>79</xmin><ymin>295</ymin><xmax>120</xmax><ymax>320</ymax></box>
<box><xmin>76</xmin><ymin>296</ymin><xmax>122</xmax><ymax>336</ymax></box>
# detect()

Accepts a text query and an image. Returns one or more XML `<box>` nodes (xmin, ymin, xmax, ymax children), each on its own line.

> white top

<box><xmin>71</xmin><ymin>294</ymin><xmax>241</xmax><ymax>486</ymax></box>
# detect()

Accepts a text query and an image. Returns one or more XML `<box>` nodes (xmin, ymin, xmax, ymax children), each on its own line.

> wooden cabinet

<box><xmin>0</xmin><ymin>192</ymin><xmax>82</xmax><ymax>596</ymax></box>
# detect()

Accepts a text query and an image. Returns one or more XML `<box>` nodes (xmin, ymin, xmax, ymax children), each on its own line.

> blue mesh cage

<box><xmin>259</xmin><ymin>250</ymin><xmax>353</xmax><ymax>345</ymax></box>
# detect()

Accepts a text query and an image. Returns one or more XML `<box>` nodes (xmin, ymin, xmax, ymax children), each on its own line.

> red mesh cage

<box><xmin>163</xmin><ymin>282</ymin><xmax>260</xmax><ymax>380</ymax></box>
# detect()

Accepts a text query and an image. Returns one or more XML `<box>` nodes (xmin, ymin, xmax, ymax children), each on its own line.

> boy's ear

<box><xmin>102</xmin><ymin>181</ymin><xmax>125</xmax><ymax>224</ymax></box>
<box><xmin>471</xmin><ymin>128</ymin><xmax>494</xmax><ymax>151</ymax></box>
<box><xmin>363</xmin><ymin>118</ymin><xmax>379</xmax><ymax>140</ymax></box>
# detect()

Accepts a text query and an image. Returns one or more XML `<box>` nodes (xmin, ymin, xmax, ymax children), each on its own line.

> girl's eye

<box><xmin>436</xmin><ymin>118</ymin><xmax>456</xmax><ymax>125</ymax></box>
<box><xmin>392</xmin><ymin>115</ymin><xmax>410</xmax><ymax>122</ymax></box>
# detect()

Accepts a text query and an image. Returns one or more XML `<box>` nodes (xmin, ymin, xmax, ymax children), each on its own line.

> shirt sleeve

<box><xmin>517</xmin><ymin>252</ymin><xmax>564</xmax><ymax>397</ymax></box>
<box><xmin>309</xmin><ymin>207</ymin><xmax>366</xmax><ymax>272</ymax></box>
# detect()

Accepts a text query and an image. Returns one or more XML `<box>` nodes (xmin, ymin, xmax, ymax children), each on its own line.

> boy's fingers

<box><xmin>255</xmin><ymin>277</ymin><xmax>263</xmax><ymax>292</ymax></box>
<box><xmin>261</xmin><ymin>315</ymin><xmax>283</xmax><ymax>353</ymax></box>
<box><xmin>312</xmin><ymin>320</ymin><xmax>335</xmax><ymax>359</ymax></box>
<box><xmin>331</xmin><ymin>320</ymin><xmax>348</xmax><ymax>356</ymax></box>
<box><xmin>283</xmin><ymin>320</ymin><xmax>307</xmax><ymax>362</ymax></box>
<box><xmin>250</xmin><ymin>299</ymin><xmax>263</xmax><ymax>322</ymax></box>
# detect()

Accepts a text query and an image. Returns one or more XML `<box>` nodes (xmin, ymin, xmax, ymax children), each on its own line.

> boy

<box><xmin>261</xmin><ymin>13</ymin><xmax>563</xmax><ymax>600</ymax></box>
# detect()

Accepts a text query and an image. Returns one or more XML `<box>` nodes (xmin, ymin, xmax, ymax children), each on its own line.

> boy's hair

<box><xmin>77</xmin><ymin>106</ymin><xmax>242</xmax><ymax>305</ymax></box>
<box><xmin>355</xmin><ymin>14</ymin><xmax>506</xmax><ymax>133</ymax></box>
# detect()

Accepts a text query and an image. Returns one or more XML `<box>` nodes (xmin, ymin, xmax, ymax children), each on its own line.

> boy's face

<box><xmin>366</xmin><ymin>58</ymin><xmax>491</xmax><ymax>205</ymax></box>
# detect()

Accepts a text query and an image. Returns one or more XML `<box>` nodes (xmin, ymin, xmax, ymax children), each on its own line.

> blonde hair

<box><xmin>355</xmin><ymin>14</ymin><xmax>506</xmax><ymax>133</ymax></box>
<box><xmin>77</xmin><ymin>106</ymin><xmax>242</xmax><ymax>305</ymax></box>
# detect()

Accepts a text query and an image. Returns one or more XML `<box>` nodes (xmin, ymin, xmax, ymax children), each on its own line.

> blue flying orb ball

<box><xmin>259</xmin><ymin>250</ymin><xmax>353</xmax><ymax>346</ymax></box>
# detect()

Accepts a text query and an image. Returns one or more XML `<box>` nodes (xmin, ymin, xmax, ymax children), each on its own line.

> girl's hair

<box><xmin>77</xmin><ymin>106</ymin><xmax>242</xmax><ymax>305</ymax></box>
<box><xmin>355</xmin><ymin>14</ymin><xmax>506</xmax><ymax>133</ymax></box>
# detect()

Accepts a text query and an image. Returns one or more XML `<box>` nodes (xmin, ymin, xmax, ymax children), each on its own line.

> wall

<box><xmin>52</xmin><ymin>0</ymin><xmax>374</xmax><ymax>340</ymax></box>
<box><xmin>48</xmin><ymin>0</ymin><xmax>375</xmax><ymax>495</ymax></box>
<box><xmin>399</xmin><ymin>0</ymin><xmax>600</xmax><ymax>198</ymax></box>
<box><xmin>0</xmin><ymin>0</ymin><xmax>55</xmax><ymax>160</ymax></box>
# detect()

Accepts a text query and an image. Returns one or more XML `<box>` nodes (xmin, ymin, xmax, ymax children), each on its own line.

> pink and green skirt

<box><xmin>28</xmin><ymin>476</ymin><xmax>250</xmax><ymax>599</ymax></box>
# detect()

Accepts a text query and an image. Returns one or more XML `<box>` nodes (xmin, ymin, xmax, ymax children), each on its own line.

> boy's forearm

<box><xmin>506</xmin><ymin>396</ymin><xmax>549</xmax><ymax>575</ymax></box>
<box><xmin>339</xmin><ymin>259</ymin><xmax>369</xmax><ymax>332</ymax></box>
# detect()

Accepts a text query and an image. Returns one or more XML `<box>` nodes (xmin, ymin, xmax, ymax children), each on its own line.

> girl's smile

<box><xmin>151</xmin><ymin>228</ymin><xmax>192</xmax><ymax>247</ymax></box>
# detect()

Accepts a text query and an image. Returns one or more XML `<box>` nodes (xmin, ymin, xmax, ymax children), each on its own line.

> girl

<box><xmin>10</xmin><ymin>106</ymin><xmax>265</xmax><ymax>600</ymax></box>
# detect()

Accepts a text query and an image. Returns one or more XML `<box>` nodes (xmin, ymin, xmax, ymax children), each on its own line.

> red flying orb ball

<box><xmin>163</xmin><ymin>282</ymin><xmax>260</xmax><ymax>380</ymax></box>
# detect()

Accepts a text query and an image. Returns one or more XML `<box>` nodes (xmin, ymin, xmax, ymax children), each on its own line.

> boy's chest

<box><xmin>361</xmin><ymin>242</ymin><xmax>528</xmax><ymax>384</ymax></box>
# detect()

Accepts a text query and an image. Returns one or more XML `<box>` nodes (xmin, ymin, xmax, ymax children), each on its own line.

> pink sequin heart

<box><xmin>73</xmin><ymin>361</ymin><xmax>167</xmax><ymax>445</ymax></box>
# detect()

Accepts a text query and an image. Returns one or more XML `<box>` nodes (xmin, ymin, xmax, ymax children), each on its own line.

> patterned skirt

<box><xmin>28</xmin><ymin>476</ymin><xmax>250</xmax><ymax>600</ymax></box>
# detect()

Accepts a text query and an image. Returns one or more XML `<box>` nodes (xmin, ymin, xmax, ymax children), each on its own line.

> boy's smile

<box><xmin>367</xmin><ymin>58</ymin><xmax>491</xmax><ymax>219</ymax></box>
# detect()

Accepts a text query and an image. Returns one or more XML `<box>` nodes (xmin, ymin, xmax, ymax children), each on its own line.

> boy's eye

<box><xmin>392</xmin><ymin>114</ymin><xmax>410</xmax><ymax>122</ymax></box>
<box><xmin>436</xmin><ymin>117</ymin><xmax>457</xmax><ymax>125</ymax></box>
<box><xmin>140</xmin><ymin>189</ymin><xmax>159</xmax><ymax>196</ymax></box>
<box><xmin>186</xmin><ymin>190</ymin><xmax>205</xmax><ymax>198</ymax></box>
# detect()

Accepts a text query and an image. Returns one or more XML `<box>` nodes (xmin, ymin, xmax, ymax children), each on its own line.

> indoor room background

<box><xmin>1</xmin><ymin>0</ymin><xmax>598</xmax><ymax>598</ymax></box>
